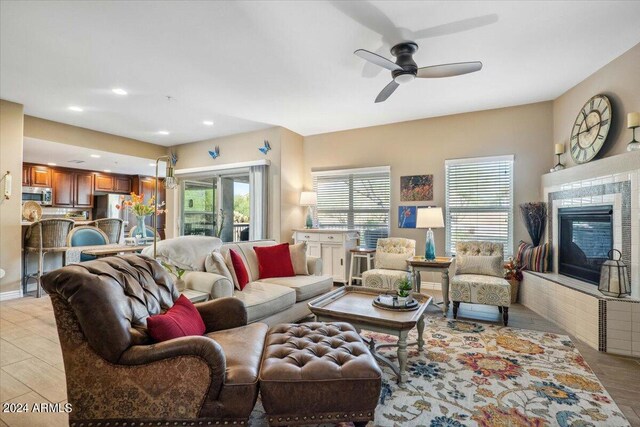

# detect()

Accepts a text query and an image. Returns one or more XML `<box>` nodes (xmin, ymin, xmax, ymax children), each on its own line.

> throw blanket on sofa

<box><xmin>142</xmin><ymin>236</ymin><xmax>222</xmax><ymax>271</ymax></box>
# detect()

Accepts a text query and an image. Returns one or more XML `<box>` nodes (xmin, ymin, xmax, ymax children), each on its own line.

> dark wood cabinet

<box><xmin>94</xmin><ymin>174</ymin><xmax>114</xmax><ymax>192</ymax></box>
<box><xmin>22</xmin><ymin>164</ymin><xmax>52</xmax><ymax>187</ymax></box>
<box><xmin>114</xmin><ymin>176</ymin><xmax>131</xmax><ymax>193</ymax></box>
<box><xmin>22</xmin><ymin>165</ymin><xmax>30</xmax><ymax>186</ymax></box>
<box><xmin>52</xmin><ymin>170</ymin><xmax>74</xmax><ymax>207</ymax></box>
<box><xmin>74</xmin><ymin>172</ymin><xmax>94</xmax><ymax>207</ymax></box>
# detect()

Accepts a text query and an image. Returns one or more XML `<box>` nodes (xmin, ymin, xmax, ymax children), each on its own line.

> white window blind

<box><xmin>445</xmin><ymin>155</ymin><xmax>514</xmax><ymax>256</ymax></box>
<box><xmin>313</xmin><ymin>167</ymin><xmax>390</xmax><ymax>249</ymax></box>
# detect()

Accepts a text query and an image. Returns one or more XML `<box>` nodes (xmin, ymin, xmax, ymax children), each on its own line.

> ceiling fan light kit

<box><xmin>355</xmin><ymin>41</ymin><xmax>483</xmax><ymax>103</ymax></box>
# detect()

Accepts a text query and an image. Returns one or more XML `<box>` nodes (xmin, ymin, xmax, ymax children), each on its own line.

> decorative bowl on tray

<box><xmin>373</xmin><ymin>294</ymin><xmax>420</xmax><ymax>311</ymax></box>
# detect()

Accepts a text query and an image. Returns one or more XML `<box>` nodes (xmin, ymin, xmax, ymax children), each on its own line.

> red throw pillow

<box><xmin>254</xmin><ymin>243</ymin><xmax>296</xmax><ymax>279</ymax></box>
<box><xmin>229</xmin><ymin>249</ymin><xmax>250</xmax><ymax>291</ymax></box>
<box><xmin>147</xmin><ymin>295</ymin><xmax>206</xmax><ymax>342</ymax></box>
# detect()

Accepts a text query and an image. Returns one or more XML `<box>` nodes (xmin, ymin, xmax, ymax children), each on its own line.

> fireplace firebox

<box><xmin>558</xmin><ymin>206</ymin><xmax>613</xmax><ymax>284</ymax></box>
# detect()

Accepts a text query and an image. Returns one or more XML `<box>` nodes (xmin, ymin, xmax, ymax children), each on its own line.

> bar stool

<box><xmin>348</xmin><ymin>248</ymin><xmax>376</xmax><ymax>285</ymax></box>
<box><xmin>23</xmin><ymin>218</ymin><xmax>74</xmax><ymax>298</ymax></box>
<box><xmin>91</xmin><ymin>218</ymin><xmax>124</xmax><ymax>244</ymax></box>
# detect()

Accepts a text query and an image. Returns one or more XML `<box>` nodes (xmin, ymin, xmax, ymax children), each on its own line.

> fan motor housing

<box><xmin>391</xmin><ymin>42</ymin><xmax>418</xmax><ymax>77</ymax></box>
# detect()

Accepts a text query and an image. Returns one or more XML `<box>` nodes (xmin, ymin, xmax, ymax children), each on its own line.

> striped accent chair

<box><xmin>450</xmin><ymin>241</ymin><xmax>511</xmax><ymax>325</ymax></box>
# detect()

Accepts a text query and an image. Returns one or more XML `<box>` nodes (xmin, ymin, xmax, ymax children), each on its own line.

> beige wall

<box><xmin>303</xmin><ymin>102</ymin><xmax>554</xmax><ymax>257</ymax></box>
<box><xmin>166</xmin><ymin>127</ymin><xmax>285</xmax><ymax>240</ymax></box>
<box><xmin>0</xmin><ymin>100</ymin><xmax>24</xmax><ymax>295</ymax></box>
<box><xmin>279</xmin><ymin>128</ymin><xmax>305</xmax><ymax>243</ymax></box>
<box><xmin>553</xmin><ymin>43</ymin><xmax>640</xmax><ymax>168</ymax></box>
<box><xmin>24</xmin><ymin>115</ymin><xmax>167</xmax><ymax>159</ymax></box>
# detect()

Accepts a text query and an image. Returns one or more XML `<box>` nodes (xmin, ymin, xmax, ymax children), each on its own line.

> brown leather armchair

<box><xmin>42</xmin><ymin>254</ymin><xmax>267</xmax><ymax>427</ymax></box>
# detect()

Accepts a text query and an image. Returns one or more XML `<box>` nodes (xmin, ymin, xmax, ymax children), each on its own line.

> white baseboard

<box><xmin>0</xmin><ymin>289</ymin><xmax>23</xmax><ymax>301</ymax></box>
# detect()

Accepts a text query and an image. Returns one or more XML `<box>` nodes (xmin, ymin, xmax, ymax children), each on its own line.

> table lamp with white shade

<box><xmin>416</xmin><ymin>207</ymin><xmax>444</xmax><ymax>260</ymax></box>
<box><xmin>299</xmin><ymin>191</ymin><xmax>317</xmax><ymax>229</ymax></box>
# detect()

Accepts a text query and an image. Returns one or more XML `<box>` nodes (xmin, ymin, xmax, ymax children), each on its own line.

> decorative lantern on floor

<box><xmin>599</xmin><ymin>249</ymin><xmax>630</xmax><ymax>298</ymax></box>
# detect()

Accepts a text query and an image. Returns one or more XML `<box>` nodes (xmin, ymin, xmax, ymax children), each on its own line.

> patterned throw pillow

<box><xmin>455</xmin><ymin>255</ymin><xmax>503</xmax><ymax>277</ymax></box>
<box><xmin>517</xmin><ymin>241</ymin><xmax>549</xmax><ymax>272</ymax></box>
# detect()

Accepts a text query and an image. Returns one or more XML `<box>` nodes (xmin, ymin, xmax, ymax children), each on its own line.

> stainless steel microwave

<box><xmin>22</xmin><ymin>186</ymin><xmax>52</xmax><ymax>206</ymax></box>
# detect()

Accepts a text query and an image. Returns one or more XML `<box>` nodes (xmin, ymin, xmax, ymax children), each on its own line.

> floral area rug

<box><xmin>250</xmin><ymin>317</ymin><xmax>629</xmax><ymax>426</ymax></box>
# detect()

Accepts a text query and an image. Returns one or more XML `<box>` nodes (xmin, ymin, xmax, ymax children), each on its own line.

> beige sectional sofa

<box><xmin>145</xmin><ymin>237</ymin><xmax>334</xmax><ymax>325</ymax></box>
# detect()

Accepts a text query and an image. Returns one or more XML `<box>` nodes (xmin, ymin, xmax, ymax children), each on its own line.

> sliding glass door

<box><xmin>181</xmin><ymin>178</ymin><xmax>217</xmax><ymax>236</ymax></box>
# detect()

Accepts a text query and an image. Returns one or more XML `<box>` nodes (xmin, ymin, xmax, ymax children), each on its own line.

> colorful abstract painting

<box><xmin>398</xmin><ymin>206</ymin><xmax>417</xmax><ymax>228</ymax></box>
<box><xmin>401</xmin><ymin>175</ymin><xmax>433</xmax><ymax>201</ymax></box>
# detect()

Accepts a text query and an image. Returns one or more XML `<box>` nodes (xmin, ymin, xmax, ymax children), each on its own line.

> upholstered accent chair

<box><xmin>362</xmin><ymin>238</ymin><xmax>415</xmax><ymax>290</ymax></box>
<box><xmin>42</xmin><ymin>255</ymin><xmax>267</xmax><ymax>426</ymax></box>
<box><xmin>67</xmin><ymin>226</ymin><xmax>109</xmax><ymax>262</ymax></box>
<box><xmin>450</xmin><ymin>241</ymin><xmax>511</xmax><ymax>325</ymax></box>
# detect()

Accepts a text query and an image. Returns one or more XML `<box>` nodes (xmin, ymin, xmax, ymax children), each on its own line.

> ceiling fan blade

<box><xmin>416</xmin><ymin>61</ymin><xmax>482</xmax><ymax>78</ymax></box>
<box><xmin>330</xmin><ymin>0</ymin><xmax>402</xmax><ymax>45</ymax></box>
<box><xmin>355</xmin><ymin>49</ymin><xmax>402</xmax><ymax>72</ymax></box>
<box><xmin>411</xmin><ymin>14</ymin><xmax>498</xmax><ymax>40</ymax></box>
<box><xmin>375</xmin><ymin>80</ymin><xmax>400</xmax><ymax>103</ymax></box>
<box><xmin>362</xmin><ymin>45</ymin><xmax>387</xmax><ymax>78</ymax></box>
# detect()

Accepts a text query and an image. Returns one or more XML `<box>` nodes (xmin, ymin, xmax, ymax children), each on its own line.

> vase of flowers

<box><xmin>504</xmin><ymin>257</ymin><xmax>523</xmax><ymax>303</ymax></box>
<box><xmin>116</xmin><ymin>192</ymin><xmax>166</xmax><ymax>240</ymax></box>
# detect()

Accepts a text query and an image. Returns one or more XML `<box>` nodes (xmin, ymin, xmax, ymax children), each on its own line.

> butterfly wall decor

<box><xmin>258</xmin><ymin>140</ymin><xmax>271</xmax><ymax>155</ymax></box>
<box><xmin>208</xmin><ymin>146</ymin><xmax>220</xmax><ymax>160</ymax></box>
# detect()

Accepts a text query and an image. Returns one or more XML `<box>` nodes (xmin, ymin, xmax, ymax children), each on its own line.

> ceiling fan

<box><xmin>355</xmin><ymin>42</ymin><xmax>482</xmax><ymax>103</ymax></box>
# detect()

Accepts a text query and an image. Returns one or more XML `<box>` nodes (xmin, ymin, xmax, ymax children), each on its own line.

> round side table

<box><xmin>348</xmin><ymin>248</ymin><xmax>375</xmax><ymax>285</ymax></box>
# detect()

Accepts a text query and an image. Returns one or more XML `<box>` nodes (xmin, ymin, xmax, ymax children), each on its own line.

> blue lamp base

<box><xmin>425</xmin><ymin>228</ymin><xmax>436</xmax><ymax>260</ymax></box>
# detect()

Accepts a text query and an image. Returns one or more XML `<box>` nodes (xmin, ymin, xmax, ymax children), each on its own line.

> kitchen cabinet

<box><xmin>94</xmin><ymin>174</ymin><xmax>131</xmax><ymax>194</ymax></box>
<box><xmin>22</xmin><ymin>164</ymin><xmax>51</xmax><ymax>187</ymax></box>
<box><xmin>52</xmin><ymin>169</ymin><xmax>94</xmax><ymax>208</ymax></box>
<box><xmin>22</xmin><ymin>166</ymin><xmax>30</xmax><ymax>186</ymax></box>
<box><xmin>74</xmin><ymin>172</ymin><xmax>94</xmax><ymax>207</ymax></box>
<box><xmin>114</xmin><ymin>176</ymin><xmax>131</xmax><ymax>193</ymax></box>
<box><xmin>94</xmin><ymin>174</ymin><xmax>114</xmax><ymax>192</ymax></box>
<box><xmin>52</xmin><ymin>170</ymin><xmax>74</xmax><ymax>207</ymax></box>
<box><xmin>293</xmin><ymin>230</ymin><xmax>358</xmax><ymax>284</ymax></box>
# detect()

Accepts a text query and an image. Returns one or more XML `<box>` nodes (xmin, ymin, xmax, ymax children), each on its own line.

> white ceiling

<box><xmin>2</xmin><ymin>1</ymin><xmax>640</xmax><ymax>146</ymax></box>
<box><xmin>24</xmin><ymin>138</ymin><xmax>166</xmax><ymax>177</ymax></box>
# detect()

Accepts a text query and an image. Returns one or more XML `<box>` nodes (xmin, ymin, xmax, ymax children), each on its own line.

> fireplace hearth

<box><xmin>558</xmin><ymin>206</ymin><xmax>613</xmax><ymax>284</ymax></box>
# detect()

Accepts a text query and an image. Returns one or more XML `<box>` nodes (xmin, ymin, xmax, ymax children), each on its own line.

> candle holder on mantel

<box><xmin>550</xmin><ymin>143</ymin><xmax>565</xmax><ymax>172</ymax></box>
<box><xmin>627</xmin><ymin>112</ymin><xmax>639</xmax><ymax>152</ymax></box>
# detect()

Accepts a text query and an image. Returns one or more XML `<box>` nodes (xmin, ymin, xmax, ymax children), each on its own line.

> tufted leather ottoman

<box><xmin>259</xmin><ymin>322</ymin><xmax>382</xmax><ymax>426</ymax></box>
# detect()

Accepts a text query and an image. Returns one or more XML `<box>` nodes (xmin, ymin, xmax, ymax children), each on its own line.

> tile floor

<box><xmin>1</xmin><ymin>291</ymin><xmax>639</xmax><ymax>427</ymax></box>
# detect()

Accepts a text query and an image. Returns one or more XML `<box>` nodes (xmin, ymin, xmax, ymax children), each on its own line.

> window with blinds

<box><xmin>445</xmin><ymin>155</ymin><xmax>514</xmax><ymax>256</ymax></box>
<box><xmin>312</xmin><ymin>167</ymin><xmax>390</xmax><ymax>249</ymax></box>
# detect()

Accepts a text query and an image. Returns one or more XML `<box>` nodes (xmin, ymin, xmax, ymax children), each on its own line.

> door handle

<box><xmin>340</xmin><ymin>259</ymin><xmax>343</xmax><ymax>266</ymax></box>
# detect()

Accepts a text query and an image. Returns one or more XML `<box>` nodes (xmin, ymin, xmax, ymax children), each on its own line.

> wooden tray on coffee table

<box><xmin>308</xmin><ymin>286</ymin><xmax>432</xmax><ymax>384</ymax></box>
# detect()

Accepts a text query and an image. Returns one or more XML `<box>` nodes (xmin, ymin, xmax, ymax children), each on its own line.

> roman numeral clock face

<box><xmin>570</xmin><ymin>95</ymin><xmax>612</xmax><ymax>164</ymax></box>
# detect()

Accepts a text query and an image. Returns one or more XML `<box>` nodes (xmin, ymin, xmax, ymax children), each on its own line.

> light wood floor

<box><xmin>1</xmin><ymin>291</ymin><xmax>639</xmax><ymax>427</ymax></box>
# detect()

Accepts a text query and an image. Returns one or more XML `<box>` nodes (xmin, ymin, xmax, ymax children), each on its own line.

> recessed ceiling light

<box><xmin>148</xmin><ymin>163</ymin><xmax>155</xmax><ymax>167</ymax></box>
<box><xmin>103</xmin><ymin>169</ymin><xmax>111</xmax><ymax>172</ymax></box>
<box><xmin>90</xmin><ymin>154</ymin><xmax>101</xmax><ymax>158</ymax></box>
<box><xmin>47</xmin><ymin>162</ymin><xmax>56</xmax><ymax>166</ymax></box>
<box><xmin>157</xmin><ymin>130</ymin><xmax>170</xmax><ymax>135</ymax></box>
<box><xmin>68</xmin><ymin>106</ymin><xmax>83</xmax><ymax>112</ymax></box>
<box><xmin>203</xmin><ymin>120</ymin><xmax>214</xmax><ymax>126</ymax></box>
<box><xmin>112</xmin><ymin>88</ymin><xmax>128</xmax><ymax>96</ymax></box>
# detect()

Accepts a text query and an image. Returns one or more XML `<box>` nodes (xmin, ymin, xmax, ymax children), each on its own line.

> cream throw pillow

<box><xmin>455</xmin><ymin>255</ymin><xmax>503</xmax><ymax>277</ymax></box>
<box><xmin>289</xmin><ymin>242</ymin><xmax>308</xmax><ymax>275</ymax></box>
<box><xmin>205</xmin><ymin>251</ymin><xmax>234</xmax><ymax>283</ymax></box>
<box><xmin>375</xmin><ymin>251</ymin><xmax>410</xmax><ymax>271</ymax></box>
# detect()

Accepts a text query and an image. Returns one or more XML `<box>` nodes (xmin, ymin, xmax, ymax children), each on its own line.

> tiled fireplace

<box><xmin>520</xmin><ymin>151</ymin><xmax>639</xmax><ymax>357</ymax></box>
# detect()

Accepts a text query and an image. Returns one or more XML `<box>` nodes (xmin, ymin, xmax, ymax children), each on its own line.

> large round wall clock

<box><xmin>569</xmin><ymin>94</ymin><xmax>612</xmax><ymax>164</ymax></box>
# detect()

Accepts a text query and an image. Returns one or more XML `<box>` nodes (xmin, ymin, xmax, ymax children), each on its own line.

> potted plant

<box><xmin>396</xmin><ymin>276</ymin><xmax>413</xmax><ymax>305</ymax></box>
<box><xmin>504</xmin><ymin>257</ymin><xmax>523</xmax><ymax>303</ymax></box>
<box><xmin>161</xmin><ymin>261</ymin><xmax>187</xmax><ymax>291</ymax></box>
